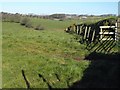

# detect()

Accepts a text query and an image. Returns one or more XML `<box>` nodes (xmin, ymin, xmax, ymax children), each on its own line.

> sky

<box><xmin>0</xmin><ymin>0</ymin><xmax>120</xmax><ymax>2</ymax></box>
<box><xmin>1</xmin><ymin>2</ymin><xmax>118</xmax><ymax>15</ymax></box>
<box><xmin>118</xmin><ymin>1</ymin><xmax>120</xmax><ymax>15</ymax></box>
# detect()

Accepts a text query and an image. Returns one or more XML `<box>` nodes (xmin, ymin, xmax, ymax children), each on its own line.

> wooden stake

<box><xmin>92</xmin><ymin>30</ymin><xmax>95</xmax><ymax>41</ymax></box>
<box><xmin>115</xmin><ymin>22</ymin><xmax>118</xmax><ymax>41</ymax></box>
<box><xmin>87</xmin><ymin>27</ymin><xmax>91</xmax><ymax>38</ymax></box>
<box><xmin>80</xmin><ymin>25</ymin><xmax>83</xmax><ymax>34</ymax></box>
<box><xmin>84</xmin><ymin>26</ymin><xmax>88</xmax><ymax>39</ymax></box>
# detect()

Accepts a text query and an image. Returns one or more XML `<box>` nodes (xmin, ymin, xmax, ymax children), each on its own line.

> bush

<box><xmin>34</xmin><ymin>24</ymin><xmax>44</xmax><ymax>30</ymax></box>
<box><xmin>1</xmin><ymin>13</ymin><xmax>21</xmax><ymax>23</ymax></box>
<box><xmin>20</xmin><ymin>17</ymin><xmax>33</xmax><ymax>28</ymax></box>
<box><xmin>25</xmin><ymin>21</ymin><xmax>33</xmax><ymax>28</ymax></box>
<box><xmin>20</xmin><ymin>17</ymin><xmax>30</xmax><ymax>26</ymax></box>
<box><xmin>13</xmin><ymin>15</ymin><xmax>21</xmax><ymax>23</ymax></box>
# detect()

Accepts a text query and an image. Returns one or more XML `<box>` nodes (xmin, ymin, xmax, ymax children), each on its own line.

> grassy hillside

<box><xmin>2</xmin><ymin>22</ymin><xmax>90</xmax><ymax>88</ymax></box>
<box><xmin>29</xmin><ymin>17</ymin><xmax>105</xmax><ymax>30</ymax></box>
<box><xmin>2</xmin><ymin>17</ymin><xmax>120</xmax><ymax>88</ymax></box>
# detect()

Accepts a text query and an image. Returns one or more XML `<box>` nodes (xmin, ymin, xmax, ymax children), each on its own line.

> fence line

<box><xmin>65</xmin><ymin>18</ymin><xmax>120</xmax><ymax>53</ymax></box>
<box><xmin>65</xmin><ymin>21</ymin><xmax>118</xmax><ymax>43</ymax></box>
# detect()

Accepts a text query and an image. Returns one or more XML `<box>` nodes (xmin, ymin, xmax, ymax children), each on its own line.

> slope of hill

<box><xmin>2</xmin><ymin>22</ymin><xmax>90</xmax><ymax>88</ymax></box>
<box><xmin>2</xmin><ymin>17</ymin><xmax>120</xmax><ymax>88</ymax></box>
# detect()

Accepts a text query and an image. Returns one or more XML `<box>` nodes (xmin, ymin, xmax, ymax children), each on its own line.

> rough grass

<box><xmin>2</xmin><ymin>16</ymin><xmax>119</xmax><ymax>88</ymax></box>
<box><xmin>30</xmin><ymin>17</ymin><xmax>105</xmax><ymax>30</ymax></box>
<box><xmin>2</xmin><ymin>22</ymin><xmax>90</xmax><ymax>88</ymax></box>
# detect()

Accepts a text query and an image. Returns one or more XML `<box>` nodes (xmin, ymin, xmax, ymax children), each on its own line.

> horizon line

<box><xmin>1</xmin><ymin>11</ymin><xmax>117</xmax><ymax>16</ymax></box>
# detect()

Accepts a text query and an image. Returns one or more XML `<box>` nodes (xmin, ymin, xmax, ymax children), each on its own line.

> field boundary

<box><xmin>65</xmin><ymin>18</ymin><xmax>120</xmax><ymax>54</ymax></box>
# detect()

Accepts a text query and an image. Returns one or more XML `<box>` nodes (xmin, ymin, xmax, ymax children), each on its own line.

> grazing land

<box><xmin>2</xmin><ymin>16</ymin><xmax>120</xmax><ymax>88</ymax></box>
<box><xmin>2</xmin><ymin>21</ymin><xmax>89</xmax><ymax>88</ymax></box>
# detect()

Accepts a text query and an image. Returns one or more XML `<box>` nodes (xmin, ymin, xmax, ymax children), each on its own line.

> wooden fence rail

<box><xmin>65</xmin><ymin>21</ymin><xmax>118</xmax><ymax>43</ymax></box>
<box><xmin>65</xmin><ymin>18</ymin><xmax>120</xmax><ymax>53</ymax></box>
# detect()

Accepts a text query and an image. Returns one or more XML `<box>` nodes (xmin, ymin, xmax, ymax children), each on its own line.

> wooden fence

<box><xmin>65</xmin><ymin>18</ymin><xmax>120</xmax><ymax>53</ymax></box>
<box><xmin>65</xmin><ymin>20</ymin><xmax>118</xmax><ymax>43</ymax></box>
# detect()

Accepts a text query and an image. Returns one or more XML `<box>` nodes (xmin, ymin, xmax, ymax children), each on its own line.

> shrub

<box><xmin>20</xmin><ymin>17</ymin><xmax>30</xmax><ymax>26</ymax></box>
<box><xmin>25</xmin><ymin>21</ymin><xmax>33</xmax><ymax>28</ymax></box>
<box><xmin>34</xmin><ymin>24</ymin><xmax>44</xmax><ymax>30</ymax></box>
<box><xmin>13</xmin><ymin>15</ymin><xmax>21</xmax><ymax>23</ymax></box>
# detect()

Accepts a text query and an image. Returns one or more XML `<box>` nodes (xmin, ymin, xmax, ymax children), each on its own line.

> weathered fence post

<box><xmin>115</xmin><ymin>21</ymin><xmax>118</xmax><ymax>41</ymax></box>
<box><xmin>100</xmin><ymin>26</ymin><xmax>103</xmax><ymax>40</ymax></box>
<box><xmin>74</xmin><ymin>24</ymin><xmax>77</xmax><ymax>34</ymax></box>
<box><xmin>77</xmin><ymin>25</ymin><xmax>80</xmax><ymax>35</ymax></box>
<box><xmin>87</xmin><ymin>26</ymin><xmax>91</xmax><ymax>39</ymax></box>
<box><xmin>80</xmin><ymin>25</ymin><xmax>84</xmax><ymax>35</ymax></box>
<box><xmin>84</xmin><ymin>26</ymin><xmax>88</xmax><ymax>40</ymax></box>
<box><xmin>92</xmin><ymin>30</ymin><xmax>95</xmax><ymax>42</ymax></box>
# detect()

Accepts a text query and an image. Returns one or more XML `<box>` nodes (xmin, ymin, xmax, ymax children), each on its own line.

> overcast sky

<box><xmin>1</xmin><ymin>2</ymin><xmax>118</xmax><ymax>15</ymax></box>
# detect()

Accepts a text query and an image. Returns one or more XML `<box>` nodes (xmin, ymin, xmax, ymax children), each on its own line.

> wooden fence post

<box><xmin>100</xmin><ymin>27</ymin><xmax>102</xmax><ymax>40</ymax></box>
<box><xmin>84</xmin><ymin>26</ymin><xmax>88</xmax><ymax>40</ymax></box>
<box><xmin>77</xmin><ymin>25</ymin><xmax>80</xmax><ymax>35</ymax></box>
<box><xmin>87</xmin><ymin>26</ymin><xmax>91</xmax><ymax>39</ymax></box>
<box><xmin>115</xmin><ymin>21</ymin><xmax>118</xmax><ymax>41</ymax></box>
<box><xmin>92</xmin><ymin>30</ymin><xmax>95</xmax><ymax>42</ymax></box>
<box><xmin>75</xmin><ymin>24</ymin><xmax>77</xmax><ymax>34</ymax></box>
<box><xmin>80</xmin><ymin>25</ymin><xmax>83</xmax><ymax>34</ymax></box>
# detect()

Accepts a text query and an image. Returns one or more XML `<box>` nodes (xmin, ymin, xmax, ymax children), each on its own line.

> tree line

<box><xmin>1</xmin><ymin>12</ymin><xmax>44</xmax><ymax>30</ymax></box>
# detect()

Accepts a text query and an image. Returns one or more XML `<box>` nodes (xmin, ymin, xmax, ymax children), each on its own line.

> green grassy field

<box><xmin>2</xmin><ymin>21</ymin><xmax>91</xmax><ymax>88</ymax></box>
<box><xmin>29</xmin><ymin>17</ymin><xmax>105</xmax><ymax>30</ymax></box>
<box><xmin>2</xmin><ymin>17</ymin><xmax>120</xmax><ymax>88</ymax></box>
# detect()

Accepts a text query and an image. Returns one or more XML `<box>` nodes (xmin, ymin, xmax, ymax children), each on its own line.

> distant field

<box><xmin>2</xmin><ymin>16</ymin><xmax>119</xmax><ymax>88</ymax></box>
<box><xmin>29</xmin><ymin>17</ymin><xmax>106</xmax><ymax>30</ymax></box>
